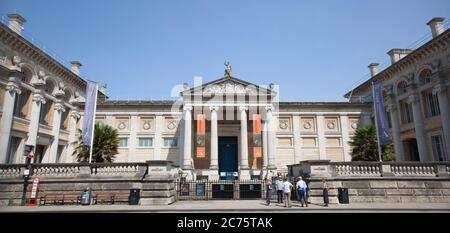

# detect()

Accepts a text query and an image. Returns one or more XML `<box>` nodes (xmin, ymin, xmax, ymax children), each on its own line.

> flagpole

<box><xmin>372</xmin><ymin>81</ymin><xmax>383</xmax><ymax>162</ymax></box>
<box><xmin>88</xmin><ymin>84</ymin><xmax>98</xmax><ymax>164</ymax></box>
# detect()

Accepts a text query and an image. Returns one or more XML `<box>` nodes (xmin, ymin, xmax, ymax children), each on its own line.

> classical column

<box><xmin>433</xmin><ymin>83</ymin><xmax>450</xmax><ymax>160</ymax></box>
<box><xmin>387</xmin><ymin>102</ymin><xmax>405</xmax><ymax>161</ymax></box>
<box><xmin>408</xmin><ymin>93</ymin><xmax>430</xmax><ymax>161</ymax></box>
<box><xmin>266</xmin><ymin>106</ymin><xmax>276</xmax><ymax>170</ymax></box>
<box><xmin>182</xmin><ymin>106</ymin><xmax>192</xmax><ymax>170</ymax></box>
<box><xmin>293</xmin><ymin>115</ymin><xmax>302</xmax><ymax>163</ymax></box>
<box><xmin>0</xmin><ymin>74</ymin><xmax>22</xmax><ymax>163</ymax></box>
<box><xmin>25</xmin><ymin>89</ymin><xmax>46</xmax><ymax>153</ymax></box>
<box><xmin>154</xmin><ymin>115</ymin><xmax>163</xmax><ymax>160</ymax></box>
<box><xmin>262</xmin><ymin>120</ymin><xmax>268</xmax><ymax>169</ymax></box>
<box><xmin>340</xmin><ymin>115</ymin><xmax>351</xmax><ymax>161</ymax></box>
<box><xmin>210</xmin><ymin>106</ymin><xmax>219</xmax><ymax>170</ymax></box>
<box><xmin>65</xmin><ymin>109</ymin><xmax>80</xmax><ymax>163</ymax></box>
<box><xmin>317</xmin><ymin>114</ymin><xmax>326</xmax><ymax>160</ymax></box>
<box><xmin>239</xmin><ymin>106</ymin><xmax>249</xmax><ymax>169</ymax></box>
<box><xmin>48</xmin><ymin>100</ymin><xmax>65</xmax><ymax>163</ymax></box>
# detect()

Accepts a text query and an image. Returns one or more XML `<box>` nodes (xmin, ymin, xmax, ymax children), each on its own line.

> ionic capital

<box><xmin>209</xmin><ymin>106</ymin><xmax>219</xmax><ymax>112</ymax></box>
<box><xmin>432</xmin><ymin>83</ymin><xmax>448</xmax><ymax>95</ymax></box>
<box><xmin>239</xmin><ymin>105</ymin><xmax>248</xmax><ymax>112</ymax></box>
<box><xmin>6</xmin><ymin>81</ymin><xmax>21</xmax><ymax>95</ymax></box>
<box><xmin>70</xmin><ymin>110</ymin><xmax>81</xmax><ymax>119</ymax></box>
<box><xmin>54</xmin><ymin>101</ymin><xmax>66</xmax><ymax>113</ymax></box>
<box><xmin>183</xmin><ymin>105</ymin><xmax>193</xmax><ymax>111</ymax></box>
<box><xmin>407</xmin><ymin>93</ymin><xmax>420</xmax><ymax>104</ymax></box>
<box><xmin>32</xmin><ymin>92</ymin><xmax>46</xmax><ymax>104</ymax></box>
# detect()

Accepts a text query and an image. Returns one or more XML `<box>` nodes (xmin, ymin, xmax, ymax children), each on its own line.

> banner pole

<box><xmin>88</xmin><ymin>84</ymin><xmax>98</xmax><ymax>164</ymax></box>
<box><xmin>372</xmin><ymin>81</ymin><xmax>383</xmax><ymax>162</ymax></box>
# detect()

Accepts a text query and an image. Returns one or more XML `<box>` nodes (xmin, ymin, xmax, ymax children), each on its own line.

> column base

<box><xmin>239</xmin><ymin>168</ymin><xmax>251</xmax><ymax>180</ymax></box>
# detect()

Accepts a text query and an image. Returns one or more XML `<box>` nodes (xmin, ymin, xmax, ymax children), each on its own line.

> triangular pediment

<box><xmin>181</xmin><ymin>76</ymin><xmax>275</xmax><ymax>96</ymax></box>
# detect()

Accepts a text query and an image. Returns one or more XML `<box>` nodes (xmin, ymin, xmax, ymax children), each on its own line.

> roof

<box><xmin>344</xmin><ymin>28</ymin><xmax>450</xmax><ymax>98</ymax></box>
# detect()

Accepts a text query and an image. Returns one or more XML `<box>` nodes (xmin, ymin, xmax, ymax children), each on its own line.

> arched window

<box><xmin>397</xmin><ymin>81</ymin><xmax>408</xmax><ymax>95</ymax></box>
<box><xmin>419</xmin><ymin>69</ymin><xmax>432</xmax><ymax>85</ymax></box>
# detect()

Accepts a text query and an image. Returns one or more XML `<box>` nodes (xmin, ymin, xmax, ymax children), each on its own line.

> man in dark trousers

<box><xmin>275</xmin><ymin>176</ymin><xmax>284</xmax><ymax>204</ymax></box>
<box><xmin>323</xmin><ymin>179</ymin><xmax>329</xmax><ymax>207</ymax></box>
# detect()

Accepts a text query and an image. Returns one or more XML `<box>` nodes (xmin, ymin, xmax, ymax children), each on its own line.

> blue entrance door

<box><xmin>218</xmin><ymin>137</ymin><xmax>238</xmax><ymax>180</ymax></box>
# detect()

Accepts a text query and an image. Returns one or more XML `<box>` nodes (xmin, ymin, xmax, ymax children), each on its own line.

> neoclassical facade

<box><xmin>0</xmin><ymin>14</ymin><xmax>105</xmax><ymax>165</ymax></box>
<box><xmin>1</xmin><ymin>14</ymin><xmax>448</xmax><ymax>180</ymax></box>
<box><xmin>346</xmin><ymin>17</ymin><xmax>450</xmax><ymax>162</ymax></box>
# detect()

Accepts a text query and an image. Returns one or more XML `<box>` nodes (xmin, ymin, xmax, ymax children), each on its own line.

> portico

<box><xmin>180</xmin><ymin>71</ymin><xmax>277</xmax><ymax>180</ymax></box>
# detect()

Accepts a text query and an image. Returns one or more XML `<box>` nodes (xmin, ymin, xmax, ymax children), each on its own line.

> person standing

<box><xmin>323</xmin><ymin>179</ymin><xmax>329</xmax><ymax>207</ymax></box>
<box><xmin>265</xmin><ymin>177</ymin><xmax>273</xmax><ymax>206</ymax></box>
<box><xmin>282</xmin><ymin>178</ymin><xmax>293</xmax><ymax>208</ymax></box>
<box><xmin>296</xmin><ymin>177</ymin><xmax>308</xmax><ymax>207</ymax></box>
<box><xmin>275</xmin><ymin>176</ymin><xmax>284</xmax><ymax>204</ymax></box>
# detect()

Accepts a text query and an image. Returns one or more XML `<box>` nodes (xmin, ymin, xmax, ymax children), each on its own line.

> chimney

<box><xmin>387</xmin><ymin>49</ymin><xmax>412</xmax><ymax>64</ymax></box>
<box><xmin>427</xmin><ymin>17</ymin><xmax>445</xmax><ymax>38</ymax></box>
<box><xmin>70</xmin><ymin>61</ymin><xmax>82</xmax><ymax>75</ymax></box>
<box><xmin>7</xmin><ymin>14</ymin><xmax>26</xmax><ymax>35</ymax></box>
<box><xmin>368</xmin><ymin>63</ymin><xmax>379</xmax><ymax>77</ymax></box>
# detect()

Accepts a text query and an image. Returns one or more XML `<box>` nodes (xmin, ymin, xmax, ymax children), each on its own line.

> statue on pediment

<box><xmin>224</xmin><ymin>61</ymin><xmax>232</xmax><ymax>77</ymax></box>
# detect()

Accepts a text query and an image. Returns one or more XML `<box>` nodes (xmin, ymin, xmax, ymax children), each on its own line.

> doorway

<box><xmin>218</xmin><ymin>137</ymin><xmax>238</xmax><ymax>180</ymax></box>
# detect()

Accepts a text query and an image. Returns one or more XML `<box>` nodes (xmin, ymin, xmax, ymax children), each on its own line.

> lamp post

<box><xmin>21</xmin><ymin>145</ymin><xmax>34</xmax><ymax>206</ymax></box>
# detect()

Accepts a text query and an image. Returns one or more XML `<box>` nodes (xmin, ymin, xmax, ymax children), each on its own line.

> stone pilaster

<box><xmin>0</xmin><ymin>74</ymin><xmax>22</xmax><ymax>163</ymax></box>
<box><xmin>154</xmin><ymin>115</ymin><xmax>164</xmax><ymax>160</ymax></box>
<box><xmin>65</xmin><ymin>109</ymin><xmax>80</xmax><ymax>163</ymax></box>
<box><xmin>340</xmin><ymin>115</ymin><xmax>351</xmax><ymax>161</ymax></box>
<box><xmin>408</xmin><ymin>93</ymin><xmax>431</xmax><ymax>161</ymax></box>
<box><xmin>433</xmin><ymin>83</ymin><xmax>450</xmax><ymax>160</ymax></box>
<box><xmin>25</xmin><ymin>89</ymin><xmax>46</xmax><ymax>153</ymax></box>
<box><xmin>47</xmin><ymin>100</ymin><xmax>65</xmax><ymax>163</ymax></box>
<box><xmin>293</xmin><ymin>115</ymin><xmax>302</xmax><ymax>163</ymax></box>
<box><xmin>387</xmin><ymin>102</ymin><xmax>405</xmax><ymax>161</ymax></box>
<box><xmin>317</xmin><ymin>114</ymin><xmax>326</xmax><ymax>160</ymax></box>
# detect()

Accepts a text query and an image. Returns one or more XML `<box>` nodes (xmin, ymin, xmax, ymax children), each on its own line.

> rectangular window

<box><xmin>431</xmin><ymin>135</ymin><xmax>445</xmax><ymax>161</ymax></box>
<box><xmin>13</xmin><ymin>93</ymin><xmax>26</xmax><ymax>118</ymax></box>
<box><xmin>138</xmin><ymin>138</ymin><xmax>153</xmax><ymax>148</ymax></box>
<box><xmin>385</xmin><ymin>108</ymin><xmax>392</xmax><ymax>128</ymax></box>
<box><xmin>164</xmin><ymin>138</ymin><xmax>178</xmax><ymax>147</ymax></box>
<box><xmin>400</xmin><ymin>101</ymin><xmax>414</xmax><ymax>124</ymax></box>
<box><xmin>118</xmin><ymin>138</ymin><xmax>128</xmax><ymax>148</ymax></box>
<box><xmin>424</xmin><ymin>92</ymin><xmax>440</xmax><ymax>117</ymax></box>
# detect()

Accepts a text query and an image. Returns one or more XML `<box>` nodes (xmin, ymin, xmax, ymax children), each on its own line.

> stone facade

<box><xmin>346</xmin><ymin>17</ymin><xmax>450</xmax><ymax>162</ymax></box>
<box><xmin>289</xmin><ymin>160</ymin><xmax>450</xmax><ymax>204</ymax></box>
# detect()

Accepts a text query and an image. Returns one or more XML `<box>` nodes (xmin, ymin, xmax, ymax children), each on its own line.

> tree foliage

<box><xmin>349</xmin><ymin>125</ymin><xmax>395</xmax><ymax>161</ymax></box>
<box><xmin>73</xmin><ymin>123</ymin><xmax>119</xmax><ymax>163</ymax></box>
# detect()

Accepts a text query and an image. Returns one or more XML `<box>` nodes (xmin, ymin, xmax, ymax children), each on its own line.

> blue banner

<box><xmin>373</xmin><ymin>81</ymin><xmax>391</xmax><ymax>145</ymax></box>
<box><xmin>82</xmin><ymin>81</ymin><xmax>98</xmax><ymax>146</ymax></box>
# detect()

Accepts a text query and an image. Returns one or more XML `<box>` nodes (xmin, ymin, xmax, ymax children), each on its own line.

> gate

<box><xmin>175</xmin><ymin>180</ymin><xmax>264</xmax><ymax>200</ymax></box>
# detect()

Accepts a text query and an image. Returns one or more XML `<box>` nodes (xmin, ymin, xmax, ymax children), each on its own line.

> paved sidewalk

<box><xmin>1</xmin><ymin>200</ymin><xmax>450</xmax><ymax>213</ymax></box>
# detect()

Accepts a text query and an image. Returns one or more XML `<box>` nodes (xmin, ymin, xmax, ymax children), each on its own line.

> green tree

<box><xmin>73</xmin><ymin>123</ymin><xmax>119</xmax><ymax>163</ymax></box>
<box><xmin>349</xmin><ymin>125</ymin><xmax>395</xmax><ymax>161</ymax></box>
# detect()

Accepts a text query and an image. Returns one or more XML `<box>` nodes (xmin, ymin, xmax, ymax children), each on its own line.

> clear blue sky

<box><xmin>1</xmin><ymin>0</ymin><xmax>449</xmax><ymax>101</ymax></box>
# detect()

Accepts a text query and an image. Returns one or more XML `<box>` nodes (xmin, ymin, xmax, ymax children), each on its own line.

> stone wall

<box><xmin>0</xmin><ymin>161</ymin><xmax>180</xmax><ymax>206</ymax></box>
<box><xmin>288</xmin><ymin>160</ymin><xmax>450</xmax><ymax>204</ymax></box>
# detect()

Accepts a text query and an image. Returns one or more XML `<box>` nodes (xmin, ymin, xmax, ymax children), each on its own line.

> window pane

<box><xmin>139</xmin><ymin>138</ymin><xmax>153</xmax><ymax>147</ymax></box>
<box><xmin>119</xmin><ymin>138</ymin><xmax>128</xmax><ymax>147</ymax></box>
<box><xmin>164</xmin><ymin>138</ymin><xmax>177</xmax><ymax>147</ymax></box>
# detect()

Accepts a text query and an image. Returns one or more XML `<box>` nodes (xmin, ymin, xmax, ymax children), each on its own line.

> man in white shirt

<box><xmin>282</xmin><ymin>178</ymin><xmax>293</xmax><ymax>208</ymax></box>
<box><xmin>275</xmin><ymin>176</ymin><xmax>284</xmax><ymax>204</ymax></box>
<box><xmin>296</xmin><ymin>177</ymin><xmax>308</xmax><ymax>207</ymax></box>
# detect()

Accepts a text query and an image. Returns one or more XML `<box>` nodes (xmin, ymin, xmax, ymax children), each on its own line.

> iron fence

<box><xmin>175</xmin><ymin>179</ymin><xmax>266</xmax><ymax>200</ymax></box>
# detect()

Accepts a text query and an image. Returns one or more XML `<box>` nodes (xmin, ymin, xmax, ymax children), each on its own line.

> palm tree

<box><xmin>349</xmin><ymin>125</ymin><xmax>395</xmax><ymax>161</ymax></box>
<box><xmin>73</xmin><ymin>123</ymin><xmax>119</xmax><ymax>163</ymax></box>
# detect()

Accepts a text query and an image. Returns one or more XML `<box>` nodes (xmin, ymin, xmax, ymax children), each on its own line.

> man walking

<box><xmin>296</xmin><ymin>177</ymin><xmax>308</xmax><ymax>207</ymax></box>
<box><xmin>265</xmin><ymin>177</ymin><xmax>273</xmax><ymax>206</ymax></box>
<box><xmin>275</xmin><ymin>176</ymin><xmax>284</xmax><ymax>204</ymax></box>
<box><xmin>323</xmin><ymin>179</ymin><xmax>329</xmax><ymax>207</ymax></box>
<box><xmin>282</xmin><ymin>178</ymin><xmax>293</xmax><ymax>208</ymax></box>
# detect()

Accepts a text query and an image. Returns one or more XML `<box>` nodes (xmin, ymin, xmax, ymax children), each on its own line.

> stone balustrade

<box><xmin>32</xmin><ymin>164</ymin><xmax>81</xmax><ymax>177</ymax></box>
<box><xmin>289</xmin><ymin>160</ymin><xmax>450</xmax><ymax>179</ymax></box>
<box><xmin>0</xmin><ymin>164</ymin><xmax>22</xmax><ymax>178</ymax></box>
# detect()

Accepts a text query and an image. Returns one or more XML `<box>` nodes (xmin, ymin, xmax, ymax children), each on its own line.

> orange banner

<box><xmin>252</xmin><ymin>114</ymin><xmax>262</xmax><ymax>158</ymax></box>
<box><xmin>197</xmin><ymin>114</ymin><xmax>205</xmax><ymax>134</ymax></box>
<box><xmin>196</xmin><ymin>114</ymin><xmax>206</xmax><ymax>158</ymax></box>
<box><xmin>252</xmin><ymin>114</ymin><xmax>261</xmax><ymax>134</ymax></box>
